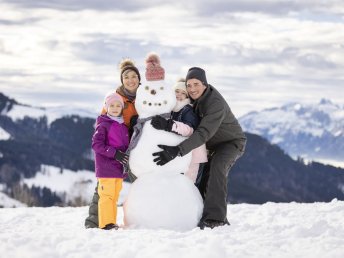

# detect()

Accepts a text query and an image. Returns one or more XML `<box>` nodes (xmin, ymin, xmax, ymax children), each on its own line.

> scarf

<box><xmin>172</xmin><ymin>98</ymin><xmax>191</xmax><ymax>112</ymax></box>
<box><xmin>107</xmin><ymin>114</ymin><xmax>124</xmax><ymax>124</ymax></box>
<box><xmin>123</xmin><ymin>88</ymin><xmax>136</xmax><ymax>102</ymax></box>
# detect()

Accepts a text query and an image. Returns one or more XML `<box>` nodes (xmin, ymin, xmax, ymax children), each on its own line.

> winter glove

<box><xmin>114</xmin><ymin>150</ymin><xmax>129</xmax><ymax>165</ymax></box>
<box><xmin>151</xmin><ymin>115</ymin><xmax>174</xmax><ymax>132</ymax></box>
<box><xmin>130</xmin><ymin>115</ymin><xmax>139</xmax><ymax>129</ymax></box>
<box><xmin>129</xmin><ymin>115</ymin><xmax>139</xmax><ymax>137</ymax></box>
<box><xmin>153</xmin><ymin>145</ymin><xmax>180</xmax><ymax>166</ymax></box>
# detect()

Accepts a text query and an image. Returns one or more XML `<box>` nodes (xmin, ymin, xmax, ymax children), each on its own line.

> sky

<box><xmin>0</xmin><ymin>0</ymin><xmax>343</xmax><ymax>116</ymax></box>
<box><xmin>1</xmin><ymin>201</ymin><xmax>343</xmax><ymax>258</ymax></box>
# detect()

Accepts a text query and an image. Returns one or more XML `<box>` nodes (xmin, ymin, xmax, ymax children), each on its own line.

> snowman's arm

<box><xmin>92</xmin><ymin>124</ymin><xmax>117</xmax><ymax>158</ymax></box>
<box><xmin>171</xmin><ymin>121</ymin><xmax>194</xmax><ymax>137</ymax></box>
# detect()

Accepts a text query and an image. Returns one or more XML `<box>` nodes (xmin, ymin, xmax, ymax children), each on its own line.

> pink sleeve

<box><xmin>171</xmin><ymin>121</ymin><xmax>194</xmax><ymax>137</ymax></box>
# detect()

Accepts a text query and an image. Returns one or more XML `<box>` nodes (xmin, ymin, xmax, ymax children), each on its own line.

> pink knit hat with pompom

<box><xmin>145</xmin><ymin>52</ymin><xmax>165</xmax><ymax>81</ymax></box>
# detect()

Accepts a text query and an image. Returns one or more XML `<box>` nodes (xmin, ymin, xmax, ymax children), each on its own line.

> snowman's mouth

<box><xmin>143</xmin><ymin>100</ymin><xmax>168</xmax><ymax>106</ymax></box>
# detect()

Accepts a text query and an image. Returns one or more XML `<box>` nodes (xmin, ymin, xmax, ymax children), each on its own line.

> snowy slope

<box><xmin>21</xmin><ymin>165</ymin><xmax>131</xmax><ymax>206</ymax></box>
<box><xmin>0</xmin><ymin>201</ymin><xmax>343</xmax><ymax>258</ymax></box>
<box><xmin>239</xmin><ymin>99</ymin><xmax>344</xmax><ymax>163</ymax></box>
<box><xmin>0</xmin><ymin>126</ymin><xmax>11</xmax><ymax>140</ymax></box>
<box><xmin>0</xmin><ymin>192</ymin><xmax>26</xmax><ymax>208</ymax></box>
<box><xmin>1</xmin><ymin>92</ymin><xmax>96</xmax><ymax>125</ymax></box>
<box><xmin>5</xmin><ymin>104</ymin><xmax>97</xmax><ymax>124</ymax></box>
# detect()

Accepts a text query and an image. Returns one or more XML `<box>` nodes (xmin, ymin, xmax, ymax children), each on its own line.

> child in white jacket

<box><xmin>151</xmin><ymin>78</ymin><xmax>207</xmax><ymax>182</ymax></box>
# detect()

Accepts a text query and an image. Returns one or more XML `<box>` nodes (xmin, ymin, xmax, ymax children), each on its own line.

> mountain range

<box><xmin>0</xmin><ymin>92</ymin><xmax>344</xmax><ymax>207</ymax></box>
<box><xmin>239</xmin><ymin>99</ymin><xmax>344</xmax><ymax>163</ymax></box>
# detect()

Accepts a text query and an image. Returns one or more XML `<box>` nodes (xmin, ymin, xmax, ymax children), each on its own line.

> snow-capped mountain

<box><xmin>0</xmin><ymin>92</ymin><xmax>97</xmax><ymax>126</ymax></box>
<box><xmin>239</xmin><ymin>99</ymin><xmax>344</xmax><ymax>162</ymax></box>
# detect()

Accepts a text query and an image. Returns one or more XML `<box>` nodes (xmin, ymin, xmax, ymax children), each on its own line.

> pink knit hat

<box><xmin>104</xmin><ymin>92</ymin><xmax>124</xmax><ymax>109</ymax></box>
<box><xmin>145</xmin><ymin>52</ymin><xmax>165</xmax><ymax>81</ymax></box>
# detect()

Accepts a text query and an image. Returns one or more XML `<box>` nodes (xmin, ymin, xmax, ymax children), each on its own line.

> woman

<box><xmin>85</xmin><ymin>58</ymin><xmax>140</xmax><ymax>229</ymax></box>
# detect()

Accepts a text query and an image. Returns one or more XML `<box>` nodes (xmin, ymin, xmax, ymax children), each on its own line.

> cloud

<box><xmin>4</xmin><ymin>0</ymin><xmax>344</xmax><ymax>17</ymax></box>
<box><xmin>297</xmin><ymin>53</ymin><xmax>336</xmax><ymax>69</ymax></box>
<box><xmin>0</xmin><ymin>17</ymin><xmax>42</xmax><ymax>25</ymax></box>
<box><xmin>0</xmin><ymin>1</ymin><xmax>343</xmax><ymax>117</ymax></box>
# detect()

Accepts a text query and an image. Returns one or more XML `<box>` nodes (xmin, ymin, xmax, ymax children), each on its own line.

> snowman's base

<box><xmin>123</xmin><ymin>172</ymin><xmax>203</xmax><ymax>231</ymax></box>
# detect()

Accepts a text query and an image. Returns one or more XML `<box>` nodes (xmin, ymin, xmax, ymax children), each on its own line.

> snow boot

<box><xmin>102</xmin><ymin>223</ymin><xmax>119</xmax><ymax>230</ymax></box>
<box><xmin>198</xmin><ymin>219</ymin><xmax>230</xmax><ymax>230</ymax></box>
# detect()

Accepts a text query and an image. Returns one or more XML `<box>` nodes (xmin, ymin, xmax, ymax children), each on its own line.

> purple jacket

<box><xmin>92</xmin><ymin>115</ymin><xmax>129</xmax><ymax>178</ymax></box>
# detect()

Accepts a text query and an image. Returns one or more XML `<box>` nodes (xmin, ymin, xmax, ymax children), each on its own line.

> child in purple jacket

<box><xmin>92</xmin><ymin>92</ymin><xmax>129</xmax><ymax>230</ymax></box>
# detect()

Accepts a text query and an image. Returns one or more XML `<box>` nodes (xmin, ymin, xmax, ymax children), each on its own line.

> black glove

<box><xmin>129</xmin><ymin>115</ymin><xmax>139</xmax><ymax>137</ymax></box>
<box><xmin>151</xmin><ymin>115</ymin><xmax>174</xmax><ymax>132</ymax></box>
<box><xmin>130</xmin><ymin>115</ymin><xmax>139</xmax><ymax>129</ymax></box>
<box><xmin>153</xmin><ymin>145</ymin><xmax>180</xmax><ymax>166</ymax></box>
<box><xmin>114</xmin><ymin>150</ymin><xmax>129</xmax><ymax>165</ymax></box>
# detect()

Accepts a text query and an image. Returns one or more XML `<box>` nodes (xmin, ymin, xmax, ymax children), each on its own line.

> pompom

<box><xmin>119</xmin><ymin>58</ymin><xmax>136</xmax><ymax>70</ymax></box>
<box><xmin>145</xmin><ymin>52</ymin><xmax>160</xmax><ymax>66</ymax></box>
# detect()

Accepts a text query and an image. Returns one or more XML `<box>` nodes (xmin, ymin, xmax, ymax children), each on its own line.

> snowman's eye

<box><xmin>145</xmin><ymin>86</ymin><xmax>149</xmax><ymax>90</ymax></box>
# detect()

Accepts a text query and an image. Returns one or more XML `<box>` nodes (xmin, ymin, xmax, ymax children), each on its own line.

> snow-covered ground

<box><xmin>0</xmin><ymin>200</ymin><xmax>343</xmax><ymax>258</ymax></box>
<box><xmin>20</xmin><ymin>164</ymin><xmax>131</xmax><ymax>206</ymax></box>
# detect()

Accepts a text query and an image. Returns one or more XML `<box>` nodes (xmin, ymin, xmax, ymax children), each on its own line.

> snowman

<box><xmin>123</xmin><ymin>53</ymin><xmax>203</xmax><ymax>231</ymax></box>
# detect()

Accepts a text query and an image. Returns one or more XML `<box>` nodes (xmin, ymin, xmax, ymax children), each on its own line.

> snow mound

<box><xmin>123</xmin><ymin>173</ymin><xmax>203</xmax><ymax>231</ymax></box>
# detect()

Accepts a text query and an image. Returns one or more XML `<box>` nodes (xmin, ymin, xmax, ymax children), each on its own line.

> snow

<box><xmin>240</xmin><ymin>99</ymin><xmax>344</xmax><ymax>138</ymax></box>
<box><xmin>129</xmin><ymin>123</ymin><xmax>192</xmax><ymax>177</ymax></box>
<box><xmin>124</xmin><ymin>173</ymin><xmax>203</xmax><ymax>231</ymax></box>
<box><xmin>304</xmin><ymin>158</ymin><xmax>344</xmax><ymax>169</ymax></box>
<box><xmin>124</xmin><ymin>73</ymin><xmax>201</xmax><ymax>230</ymax></box>
<box><xmin>0</xmin><ymin>192</ymin><xmax>27</xmax><ymax>208</ymax></box>
<box><xmin>21</xmin><ymin>165</ymin><xmax>130</xmax><ymax>205</ymax></box>
<box><xmin>5</xmin><ymin>104</ymin><xmax>96</xmax><ymax>124</ymax></box>
<box><xmin>0</xmin><ymin>201</ymin><xmax>343</xmax><ymax>258</ymax></box>
<box><xmin>0</xmin><ymin>126</ymin><xmax>11</xmax><ymax>140</ymax></box>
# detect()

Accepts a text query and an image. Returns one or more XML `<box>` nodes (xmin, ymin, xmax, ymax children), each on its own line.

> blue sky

<box><xmin>0</xmin><ymin>0</ymin><xmax>343</xmax><ymax>116</ymax></box>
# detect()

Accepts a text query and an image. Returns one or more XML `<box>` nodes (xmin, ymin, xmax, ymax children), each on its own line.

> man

<box><xmin>152</xmin><ymin>67</ymin><xmax>246</xmax><ymax>229</ymax></box>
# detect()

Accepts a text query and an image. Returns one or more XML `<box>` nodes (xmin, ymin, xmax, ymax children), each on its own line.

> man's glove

<box><xmin>153</xmin><ymin>145</ymin><xmax>180</xmax><ymax>166</ymax></box>
<box><xmin>114</xmin><ymin>150</ymin><xmax>129</xmax><ymax>165</ymax></box>
<box><xmin>151</xmin><ymin>115</ymin><xmax>174</xmax><ymax>132</ymax></box>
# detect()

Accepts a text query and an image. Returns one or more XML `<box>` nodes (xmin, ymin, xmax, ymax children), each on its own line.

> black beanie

<box><xmin>120</xmin><ymin>66</ymin><xmax>141</xmax><ymax>85</ymax></box>
<box><xmin>185</xmin><ymin>67</ymin><xmax>208</xmax><ymax>86</ymax></box>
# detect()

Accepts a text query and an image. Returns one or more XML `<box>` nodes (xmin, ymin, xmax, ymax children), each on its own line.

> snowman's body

<box><xmin>123</xmin><ymin>78</ymin><xmax>203</xmax><ymax>231</ymax></box>
<box><xmin>129</xmin><ymin>123</ymin><xmax>192</xmax><ymax>177</ymax></box>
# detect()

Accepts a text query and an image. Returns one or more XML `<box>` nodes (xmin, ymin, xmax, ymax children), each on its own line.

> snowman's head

<box><xmin>135</xmin><ymin>52</ymin><xmax>176</xmax><ymax>119</ymax></box>
<box><xmin>135</xmin><ymin>80</ymin><xmax>176</xmax><ymax>118</ymax></box>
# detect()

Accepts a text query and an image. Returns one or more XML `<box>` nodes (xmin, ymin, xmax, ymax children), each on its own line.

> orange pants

<box><xmin>97</xmin><ymin>178</ymin><xmax>123</xmax><ymax>229</ymax></box>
